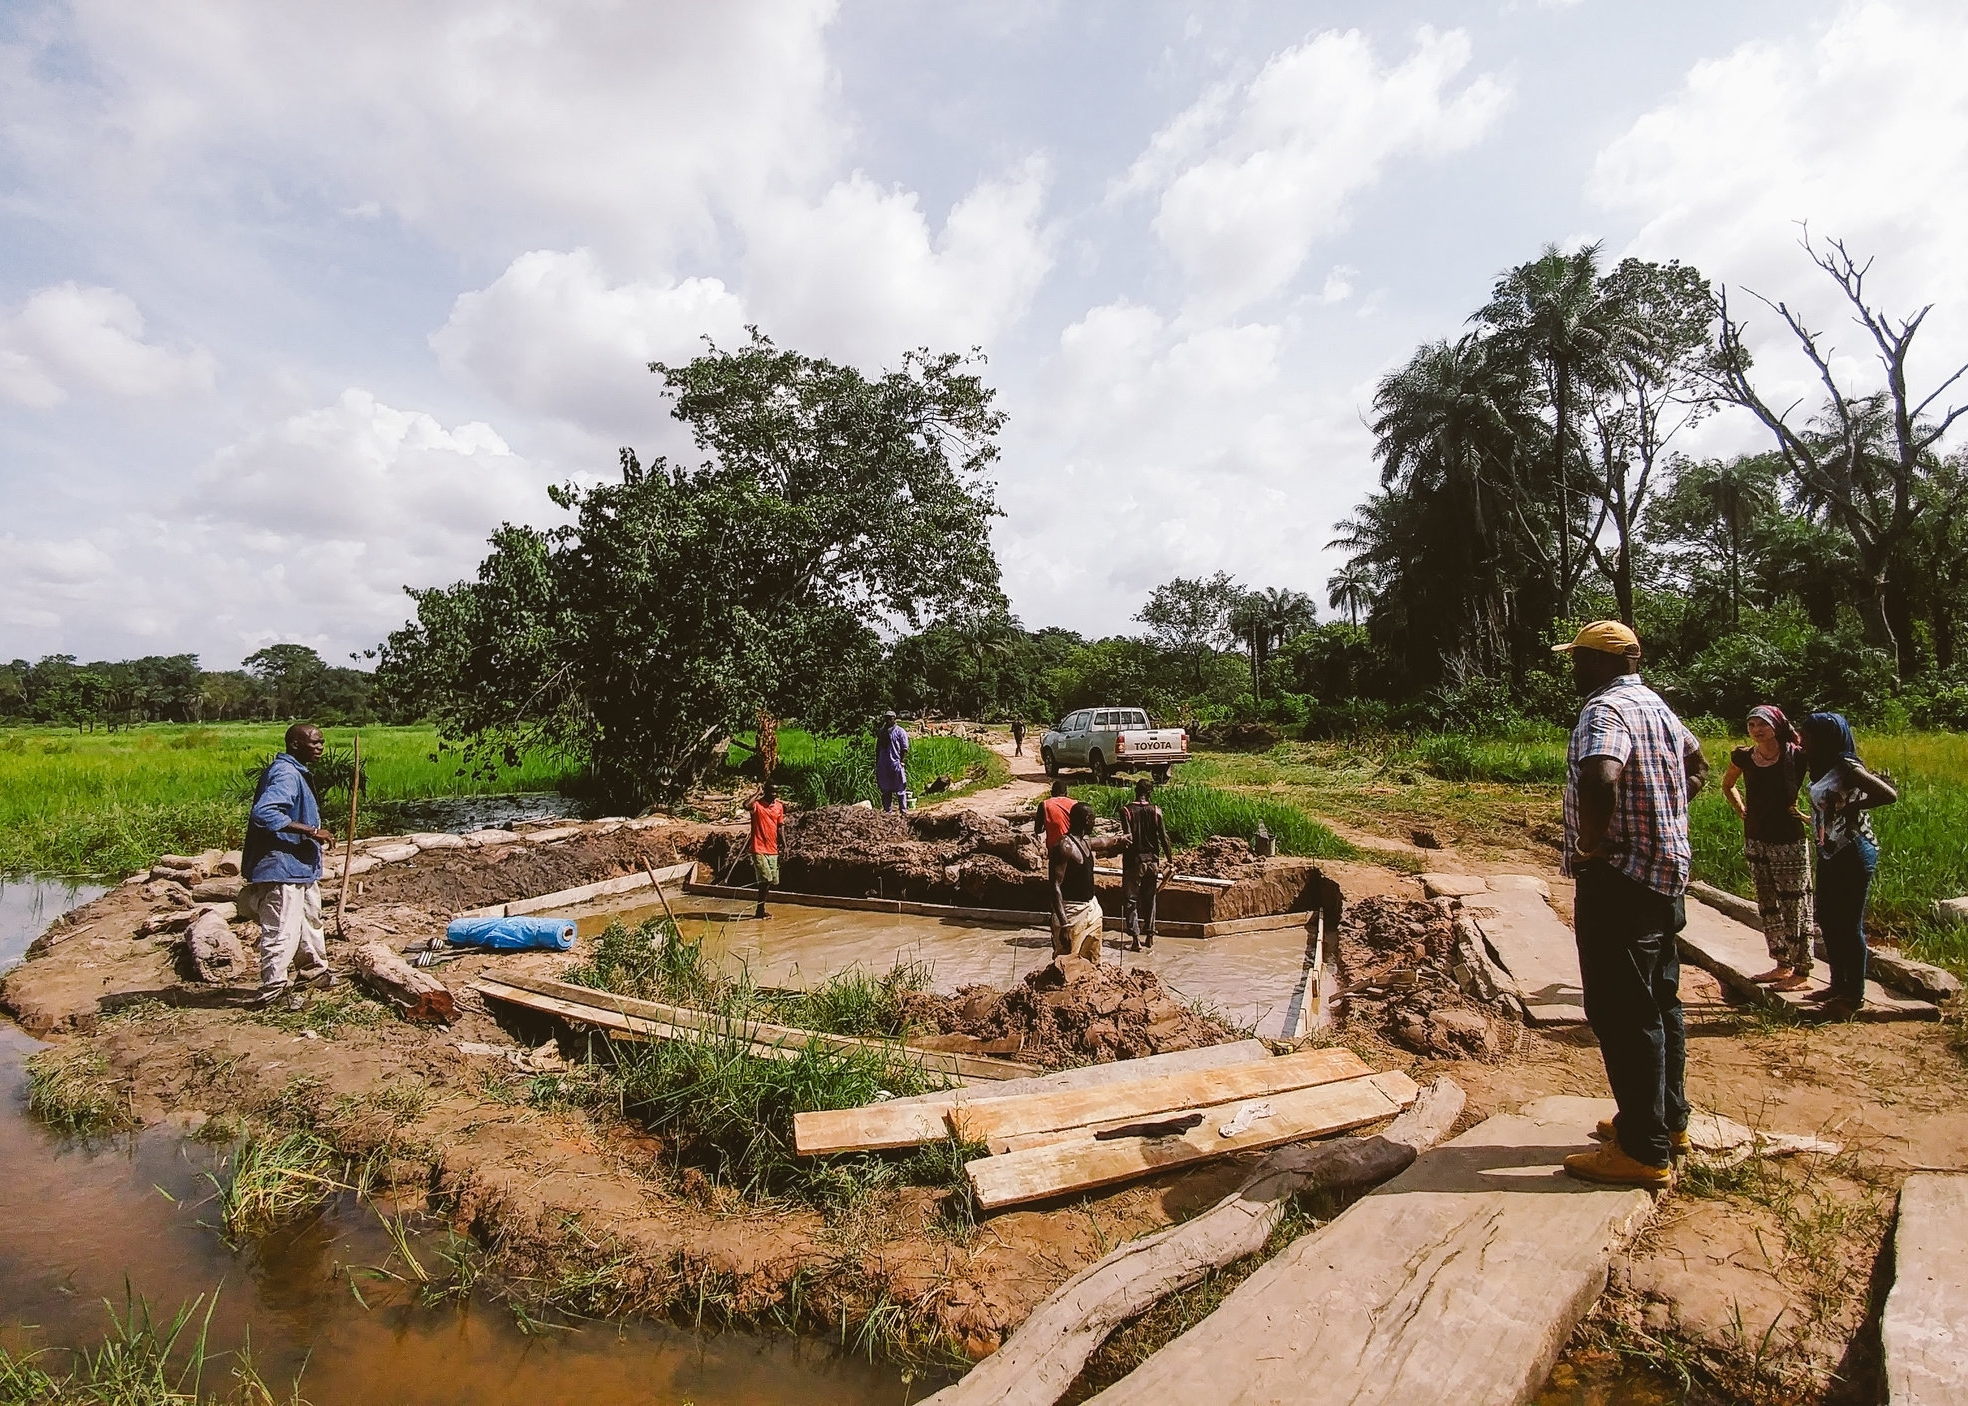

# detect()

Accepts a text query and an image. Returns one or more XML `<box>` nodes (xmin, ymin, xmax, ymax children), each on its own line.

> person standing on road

<box><xmin>1800</xmin><ymin>713</ymin><xmax>1897</xmax><ymax>1021</ymax></box>
<box><xmin>1721</xmin><ymin>705</ymin><xmax>1813</xmax><ymax>991</ymax></box>
<box><xmin>1011</xmin><ymin>717</ymin><xmax>1025</xmax><ymax>757</ymax></box>
<box><xmin>875</xmin><ymin>710</ymin><xmax>912</xmax><ymax>813</ymax></box>
<box><xmin>1050</xmin><ymin>801</ymin><xmax>1128</xmax><ymax>963</ymax></box>
<box><xmin>240</xmin><ymin>723</ymin><xmax>338</xmax><ymax>1010</ymax></box>
<box><xmin>1555</xmin><ymin>621</ymin><xmax>1707</xmax><ymax>1188</ymax></box>
<box><xmin>747</xmin><ymin>781</ymin><xmax>785</xmax><ymax>920</ymax></box>
<box><xmin>1121</xmin><ymin>778</ymin><xmax>1174</xmax><ymax>951</ymax></box>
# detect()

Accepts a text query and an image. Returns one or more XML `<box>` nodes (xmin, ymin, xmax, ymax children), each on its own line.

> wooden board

<box><xmin>794</xmin><ymin>1040</ymin><xmax>1276</xmax><ymax>1156</ymax></box>
<box><xmin>1085</xmin><ymin>1095</ymin><xmax>1655</xmax><ymax>1406</ymax></box>
<box><xmin>474</xmin><ymin>978</ymin><xmax>803</xmax><ymax>1058</ymax></box>
<box><xmin>967</xmin><ymin>1070</ymin><xmax>1418</xmax><ymax>1211</ymax></box>
<box><xmin>1462</xmin><ymin>886</ymin><xmax>1587</xmax><ymax>1025</ymax></box>
<box><xmin>459</xmin><ymin>860</ymin><xmax>696</xmax><ymax>920</ymax></box>
<box><xmin>482</xmin><ymin>971</ymin><xmax>1041</xmax><ymax>1080</ymax></box>
<box><xmin>1677</xmin><ymin>898</ymin><xmax>1938</xmax><ymax>1022</ymax></box>
<box><xmin>952</xmin><ymin>1046</ymin><xmax>1373</xmax><ymax>1147</ymax></box>
<box><xmin>1883</xmin><ymin>1173</ymin><xmax>1968</xmax><ymax>1404</ymax></box>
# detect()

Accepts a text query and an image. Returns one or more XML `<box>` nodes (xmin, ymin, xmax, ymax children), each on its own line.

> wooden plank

<box><xmin>952</xmin><ymin>1046</ymin><xmax>1374</xmax><ymax>1146</ymax></box>
<box><xmin>1085</xmin><ymin>1095</ymin><xmax>1655</xmax><ymax>1406</ymax></box>
<box><xmin>460</xmin><ymin>859</ymin><xmax>696</xmax><ymax>919</ymax></box>
<box><xmin>795</xmin><ymin>1041</ymin><xmax>1278</xmax><ymax>1156</ymax></box>
<box><xmin>473</xmin><ymin>978</ymin><xmax>805</xmax><ymax>1059</ymax></box>
<box><xmin>487</xmin><ymin>972</ymin><xmax>1041</xmax><ymax>1080</ymax></box>
<box><xmin>967</xmin><ymin>1070</ymin><xmax>1419</xmax><ymax>1211</ymax></box>
<box><xmin>1677</xmin><ymin>898</ymin><xmax>1937</xmax><ymax>1022</ymax></box>
<box><xmin>1462</xmin><ymin>886</ymin><xmax>1587</xmax><ymax>1025</ymax></box>
<box><xmin>1884</xmin><ymin>1173</ymin><xmax>1968</xmax><ymax>1404</ymax></box>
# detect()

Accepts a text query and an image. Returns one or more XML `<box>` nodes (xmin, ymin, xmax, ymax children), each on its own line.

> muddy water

<box><xmin>0</xmin><ymin>875</ymin><xmax>108</xmax><ymax>970</ymax></box>
<box><xmin>572</xmin><ymin>895</ymin><xmax>1320</xmax><ymax>1039</ymax></box>
<box><xmin>365</xmin><ymin>791</ymin><xmax>579</xmax><ymax>836</ymax></box>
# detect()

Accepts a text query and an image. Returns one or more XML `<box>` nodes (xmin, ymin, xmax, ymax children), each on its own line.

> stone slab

<box><xmin>1088</xmin><ymin>1095</ymin><xmax>1653</xmax><ymax>1406</ymax></box>
<box><xmin>1420</xmin><ymin>872</ymin><xmax>1489</xmax><ymax>899</ymax></box>
<box><xmin>1677</xmin><ymin>899</ymin><xmax>1938</xmax><ymax>1022</ymax></box>
<box><xmin>1462</xmin><ymin>887</ymin><xmax>1587</xmax><ymax>1025</ymax></box>
<box><xmin>1884</xmin><ymin>1173</ymin><xmax>1968</xmax><ymax>1404</ymax></box>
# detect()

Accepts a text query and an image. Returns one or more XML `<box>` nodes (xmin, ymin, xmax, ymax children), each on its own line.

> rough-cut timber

<box><xmin>1884</xmin><ymin>1173</ymin><xmax>1968</xmax><ymax>1404</ymax></box>
<box><xmin>919</xmin><ymin>1078</ymin><xmax>1467</xmax><ymax>1406</ymax></box>
<box><xmin>952</xmin><ymin>1046</ymin><xmax>1373</xmax><ymax>1147</ymax></box>
<box><xmin>1085</xmin><ymin>1095</ymin><xmax>1654</xmax><ymax>1406</ymax></box>
<box><xmin>478</xmin><ymin>972</ymin><xmax>1041</xmax><ymax>1080</ymax></box>
<box><xmin>1677</xmin><ymin>899</ymin><xmax>1937</xmax><ymax>1021</ymax></box>
<box><xmin>350</xmin><ymin>939</ymin><xmax>458</xmax><ymax>1024</ymax></box>
<box><xmin>966</xmin><ymin>1071</ymin><xmax>1419</xmax><ymax>1212</ymax></box>
<box><xmin>795</xmin><ymin>1040</ymin><xmax>1275</xmax><ymax>1156</ymax></box>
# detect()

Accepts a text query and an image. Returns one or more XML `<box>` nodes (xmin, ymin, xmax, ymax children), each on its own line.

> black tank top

<box><xmin>1732</xmin><ymin>744</ymin><xmax>1805</xmax><ymax>843</ymax></box>
<box><xmin>1056</xmin><ymin>835</ymin><xmax>1096</xmax><ymax>902</ymax></box>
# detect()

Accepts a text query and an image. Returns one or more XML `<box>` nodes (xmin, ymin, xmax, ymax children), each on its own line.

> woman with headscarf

<box><xmin>1800</xmin><ymin>713</ymin><xmax>1898</xmax><ymax>1019</ymax></box>
<box><xmin>1721</xmin><ymin>705</ymin><xmax>1812</xmax><ymax>990</ymax></box>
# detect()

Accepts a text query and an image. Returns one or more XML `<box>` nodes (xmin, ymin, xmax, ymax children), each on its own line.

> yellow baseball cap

<box><xmin>1552</xmin><ymin>620</ymin><xmax>1641</xmax><ymax>657</ymax></box>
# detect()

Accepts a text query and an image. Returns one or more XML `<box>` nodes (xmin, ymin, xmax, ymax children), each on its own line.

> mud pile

<box><xmin>351</xmin><ymin>828</ymin><xmax>705</xmax><ymax>915</ymax></box>
<box><xmin>904</xmin><ymin>955</ymin><xmax>1240</xmax><ymax>1068</ymax></box>
<box><xmin>702</xmin><ymin>805</ymin><xmax>1049</xmax><ymax>909</ymax></box>
<box><xmin>1335</xmin><ymin>895</ymin><xmax>1515</xmax><ymax>1060</ymax></box>
<box><xmin>1174</xmin><ymin>835</ymin><xmax>1261</xmax><ymax>879</ymax></box>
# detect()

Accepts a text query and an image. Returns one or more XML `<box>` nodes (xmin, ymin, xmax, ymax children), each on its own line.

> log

<box><xmin>951</xmin><ymin>1047</ymin><xmax>1374</xmax><ymax>1147</ymax></box>
<box><xmin>351</xmin><ymin>939</ymin><xmax>457</xmax><ymax>1024</ymax></box>
<box><xmin>183</xmin><ymin>908</ymin><xmax>252</xmax><ymax>984</ymax></box>
<box><xmin>965</xmin><ymin>1071</ymin><xmax>1421</xmax><ymax>1211</ymax></box>
<box><xmin>920</xmin><ymin>1078</ymin><xmax>1465</xmax><ymax>1406</ymax></box>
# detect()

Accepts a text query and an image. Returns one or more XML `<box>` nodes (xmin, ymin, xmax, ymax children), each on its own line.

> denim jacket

<box><xmin>243</xmin><ymin>752</ymin><xmax>324</xmax><ymax>884</ymax></box>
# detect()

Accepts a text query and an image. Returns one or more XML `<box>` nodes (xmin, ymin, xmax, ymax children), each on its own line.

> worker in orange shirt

<box><xmin>748</xmin><ymin>781</ymin><xmax>785</xmax><ymax>919</ymax></box>
<box><xmin>1038</xmin><ymin>779</ymin><xmax>1075</xmax><ymax>853</ymax></box>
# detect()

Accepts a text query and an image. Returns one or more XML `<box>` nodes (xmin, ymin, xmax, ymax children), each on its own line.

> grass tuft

<box><xmin>209</xmin><ymin>1131</ymin><xmax>346</xmax><ymax>1240</ymax></box>
<box><xmin>25</xmin><ymin>1046</ymin><xmax>135</xmax><ymax>1135</ymax></box>
<box><xmin>0</xmin><ymin>1289</ymin><xmax>307</xmax><ymax>1405</ymax></box>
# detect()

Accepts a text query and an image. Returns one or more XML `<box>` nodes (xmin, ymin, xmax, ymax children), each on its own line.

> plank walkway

<box><xmin>1884</xmin><ymin>1173</ymin><xmax>1968</xmax><ymax>1405</ymax></box>
<box><xmin>1461</xmin><ymin>885</ymin><xmax>1588</xmax><ymax>1025</ymax></box>
<box><xmin>1676</xmin><ymin>899</ymin><xmax>1938</xmax><ymax>1022</ymax></box>
<box><xmin>1086</xmin><ymin>1096</ymin><xmax>1655</xmax><ymax>1406</ymax></box>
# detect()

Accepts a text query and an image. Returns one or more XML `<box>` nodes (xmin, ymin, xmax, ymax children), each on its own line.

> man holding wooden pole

<box><xmin>239</xmin><ymin>722</ymin><xmax>338</xmax><ymax>1010</ymax></box>
<box><xmin>1121</xmin><ymin>778</ymin><xmax>1173</xmax><ymax>952</ymax></box>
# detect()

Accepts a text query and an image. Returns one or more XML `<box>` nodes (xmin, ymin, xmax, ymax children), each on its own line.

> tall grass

<box><xmin>0</xmin><ymin>1291</ymin><xmax>306</xmax><ymax>1405</ymax></box>
<box><xmin>0</xmin><ymin>722</ymin><xmax>576</xmax><ymax>875</ymax></box>
<box><xmin>1069</xmin><ymin>780</ymin><xmax>1354</xmax><ymax>859</ymax></box>
<box><xmin>735</xmin><ymin>728</ymin><xmax>1006</xmax><ymax>808</ymax></box>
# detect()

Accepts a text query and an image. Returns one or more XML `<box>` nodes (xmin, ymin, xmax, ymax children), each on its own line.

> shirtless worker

<box><xmin>747</xmin><ymin>781</ymin><xmax>784</xmax><ymax>919</ymax></box>
<box><xmin>1050</xmin><ymin>801</ymin><xmax>1129</xmax><ymax>963</ymax></box>
<box><xmin>1121</xmin><ymin>778</ymin><xmax>1174</xmax><ymax>951</ymax></box>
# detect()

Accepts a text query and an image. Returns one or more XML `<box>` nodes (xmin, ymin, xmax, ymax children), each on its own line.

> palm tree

<box><xmin>1692</xmin><ymin>457</ymin><xmax>1780</xmax><ymax>624</ymax></box>
<box><xmin>1325</xmin><ymin>561</ymin><xmax>1375</xmax><ymax>627</ymax></box>
<box><xmin>1229</xmin><ymin>592</ymin><xmax>1269</xmax><ymax>700</ymax></box>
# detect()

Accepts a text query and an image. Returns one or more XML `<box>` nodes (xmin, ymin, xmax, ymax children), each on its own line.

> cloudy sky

<box><xmin>4</xmin><ymin>0</ymin><xmax>1966</xmax><ymax>669</ymax></box>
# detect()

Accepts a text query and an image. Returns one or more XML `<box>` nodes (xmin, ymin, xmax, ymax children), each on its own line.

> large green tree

<box><xmin>375</xmin><ymin>331</ymin><xmax>1006</xmax><ymax>805</ymax></box>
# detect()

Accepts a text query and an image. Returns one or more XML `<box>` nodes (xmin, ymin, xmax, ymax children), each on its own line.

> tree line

<box><xmin>0</xmin><ymin>645</ymin><xmax>386</xmax><ymax>730</ymax></box>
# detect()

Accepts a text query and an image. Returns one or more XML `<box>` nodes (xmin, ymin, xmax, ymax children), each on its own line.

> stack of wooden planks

<box><xmin>794</xmin><ymin>1042</ymin><xmax>1419</xmax><ymax>1212</ymax></box>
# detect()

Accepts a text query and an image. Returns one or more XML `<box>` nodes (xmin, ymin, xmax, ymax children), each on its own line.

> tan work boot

<box><xmin>1593</xmin><ymin>1117</ymin><xmax>1691</xmax><ymax>1157</ymax></box>
<box><xmin>1564</xmin><ymin>1143</ymin><xmax>1673</xmax><ymax>1187</ymax></box>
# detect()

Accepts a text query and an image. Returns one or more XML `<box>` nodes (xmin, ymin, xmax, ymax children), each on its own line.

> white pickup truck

<box><xmin>1040</xmin><ymin>707</ymin><xmax>1189</xmax><ymax>784</ymax></box>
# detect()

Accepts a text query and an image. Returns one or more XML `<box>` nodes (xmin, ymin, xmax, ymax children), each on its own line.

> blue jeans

<box><xmin>1816</xmin><ymin>837</ymin><xmax>1877</xmax><ymax>1001</ymax></box>
<box><xmin>1573</xmin><ymin>860</ymin><xmax>1688</xmax><ymax>1168</ymax></box>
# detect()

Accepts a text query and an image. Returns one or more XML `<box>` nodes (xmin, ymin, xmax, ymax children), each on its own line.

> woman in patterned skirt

<box><xmin>1721</xmin><ymin>705</ymin><xmax>1812</xmax><ymax>991</ymax></box>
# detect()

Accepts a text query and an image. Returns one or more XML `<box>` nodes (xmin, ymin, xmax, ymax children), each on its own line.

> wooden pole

<box><xmin>644</xmin><ymin>858</ymin><xmax>685</xmax><ymax>934</ymax></box>
<box><xmin>336</xmin><ymin>733</ymin><xmax>361</xmax><ymax>939</ymax></box>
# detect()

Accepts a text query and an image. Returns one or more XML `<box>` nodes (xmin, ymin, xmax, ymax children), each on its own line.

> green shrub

<box><xmin>1072</xmin><ymin>781</ymin><xmax>1352</xmax><ymax>858</ymax></box>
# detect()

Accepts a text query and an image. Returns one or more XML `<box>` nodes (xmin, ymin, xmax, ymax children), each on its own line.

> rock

<box><xmin>1870</xmin><ymin>947</ymin><xmax>1962</xmax><ymax>1003</ymax></box>
<box><xmin>216</xmin><ymin>850</ymin><xmax>242</xmax><ymax>876</ymax></box>
<box><xmin>183</xmin><ymin>908</ymin><xmax>252</xmax><ymax>983</ymax></box>
<box><xmin>1933</xmin><ymin>897</ymin><xmax>1968</xmax><ymax>928</ymax></box>
<box><xmin>1420</xmin><ymin>873</ymin><xmax>1488</xmax><ymax>899</ymax></box>
<box><xmin>462</xmin><ymin>828</ymin><xmax>522</xmax><ymax>847</ymax></box>
<box><xmin>190</xmin><ymin>875</ymin><xmax>243</xmax><ymax>902</ymax></box>
<box><xmin>144</xmin><ymin>879</ymin><xmax>191</xmax><ymax>903</ymax></box>
<box><xmin>1429</xmin><ymin>1010</ymin><xmax>1495</xmax><ymax>1057</ymax></box>
<box><xmin>1485</xmin><ymin>874</ymin><xmax>1551</xmax><ymax>897</ymax></box>
<box><xmin>364</xmin><ymin>841</ymin><xmax>420</xmax><ymax>864</ymax></box>
<box><xmin>409</xmin><ymin>832</ymin><xmax>469</xmax><ymax>850</ymax></box>
<box><xmin>520</xmin><ymin>825</ymin><xmax>584</xmax><ymax>844</ymax></box>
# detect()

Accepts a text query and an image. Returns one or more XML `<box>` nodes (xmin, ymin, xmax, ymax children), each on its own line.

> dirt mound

<box><xmin>351</xmin><ymin>828</ymin><xmax>706</xmax><ymax>915</ymax></box>
<box><xmin>904</xmin><ymin>956</ymin><xmax>1240</xmax><ymax>1068</ymax></box>
<box><xmin>1335</xmin><ymin>895</ymin><xmax>1516</xmax><ymax>1060</ymax></box>
<box><xmin>701</xmin><ymin>805</ymin><xmax>1049</xmax><ymax>909</ymax></box>
<box><xmin>1175</xmin><ymin>835</ymin><xmax>1260</xmax><ymax>879</ymax></box>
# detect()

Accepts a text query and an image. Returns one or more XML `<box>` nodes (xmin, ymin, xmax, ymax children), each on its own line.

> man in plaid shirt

<box><xmin>1556</xmin><ymin>621</ymin><xmax>1708</xmax><ymax>1187</ymax></box>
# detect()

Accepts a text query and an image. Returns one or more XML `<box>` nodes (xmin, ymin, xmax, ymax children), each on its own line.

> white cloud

<box><xmin>1590</xmin><ymin>1</ymin><xmax>1968</xmax><ymax>431</ymax></box>
<box><xmin>1124</xmin><ymin>27</ymin><xmax>1510</xmax><ymax>315</ymax></box>
<box><xmin>4</xmin><ymin>0</ymin><xmax>844</xmax><ymax>264</ymax></box>
<box><xmin>0</xmin><ymin>284</ymin><xmax>217</xmax><ymax>408</ymax></box>
<box><xmin>1</xmin><ymin>390</ymin><xmax>556</xmax><ymax>663</ymax></box>
<box><xmin>431</xmin><ymin>250</ymin><xmax>749</xmax><ymax>439</ymax></box>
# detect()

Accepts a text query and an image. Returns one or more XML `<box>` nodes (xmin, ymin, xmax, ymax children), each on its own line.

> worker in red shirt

<box><xmin>1038</xmin><ymin>779</ymin><xmax>1075</xmax><ymax>853</ymax></box>
<box><xmin>748</xmin><ymin>782</ymin><xmax>785</xmax><ymax>919</ymax></box>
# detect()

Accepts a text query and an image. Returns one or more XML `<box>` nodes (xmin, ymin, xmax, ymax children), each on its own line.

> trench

<box><xmin>0</xmin><ymin>877</ymin><xmax>911</xmax><ymax>1405</ymax></box>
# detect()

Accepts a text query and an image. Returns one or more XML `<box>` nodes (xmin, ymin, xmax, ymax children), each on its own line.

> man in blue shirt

<box><xmin>875</xmin><ymin>710</ymin><xmax>911</xmax><ymax>813</ymax></box>
<box><xmin>240</xmin><ymin>723</ymin><xmax>338</xmax><ymax>1008</ymax></box>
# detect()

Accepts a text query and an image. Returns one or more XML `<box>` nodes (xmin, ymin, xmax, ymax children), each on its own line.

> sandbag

<box><xmin>445</xmin><ymin>916</ymin><xmax>576</xmax><ymax>951</ymax></box>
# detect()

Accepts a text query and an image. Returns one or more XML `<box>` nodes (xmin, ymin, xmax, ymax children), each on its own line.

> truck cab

<box><xmin>1040</xmin><ymin>707</ymin><xmax>1189</xmax><ymax>784</ymax></box>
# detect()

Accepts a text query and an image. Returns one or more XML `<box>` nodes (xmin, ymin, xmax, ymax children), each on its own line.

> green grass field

<box><xmin>0</xmin><ymin>722</ymin><xmax>576</xmax><ymax>877</ymax></box>
<box><xmin>725</xmin><ymin>727</ymin><xmax>1007</xmax><ymax>808</ymax></box>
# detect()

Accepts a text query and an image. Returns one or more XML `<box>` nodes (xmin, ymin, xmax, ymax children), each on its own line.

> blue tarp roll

<box><xmin>446</xmin><ymin>916</ymin><xmax>577</xmax><ymax>951</ymax></box>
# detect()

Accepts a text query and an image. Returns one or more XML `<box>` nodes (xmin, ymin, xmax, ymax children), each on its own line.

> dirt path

<box><xmin>930</xmin><ymin>727</ymin><xmax>1051</xmax><ymax>819</ymax></box>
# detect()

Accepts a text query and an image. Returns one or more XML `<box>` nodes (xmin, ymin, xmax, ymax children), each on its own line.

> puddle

<box><xmin>570</xmin><ymin>894</ymin><xmax>1318</xmax><ymax>1038</ymax></box>
<box><xmin>0</xmin><ymin>875</ymin><xmax>109</xmax><ymax>971</ymax></box>
<box><xmin>365</xmin><ymin>791</ymin><xmax>582</xmax><ymax>836</ymax></box>
<box><xmin>0</xmin><ymin>1022</ymin><xmax>915</xmax><ymax>1403</ymax></box>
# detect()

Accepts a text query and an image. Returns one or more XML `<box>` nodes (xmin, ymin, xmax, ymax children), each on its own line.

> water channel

<box><xmin>0</xmin><ymin>877</ymin><xmax>913</xmax><ymax>1405</ymax></box>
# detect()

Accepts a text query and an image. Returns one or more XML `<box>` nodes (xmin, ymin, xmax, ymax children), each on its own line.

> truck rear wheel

<box><xmin>1150</xmin><ymin>764</ymin><xmax>1170</xmax><ymax>784</ymax></box>
<box><xmin>1089</xmin><ymin>750</ymin><xmax>1108</xmax><ymax>784</ymax></box>
<box><xmin>1042</xmin><ymin>748</ymin><xmax>1058</xmax><ymax>778</ymax></box>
